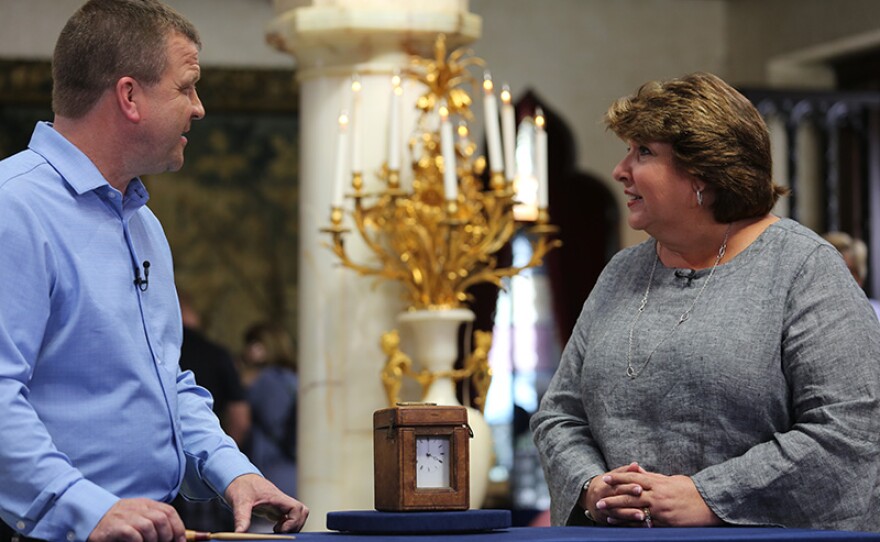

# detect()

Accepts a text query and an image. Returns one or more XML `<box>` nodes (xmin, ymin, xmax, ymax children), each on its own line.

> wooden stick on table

<box><xmin>185</xmin><ymin>530</ymin><xmax>296</xmax><ymax>541</ymax></box>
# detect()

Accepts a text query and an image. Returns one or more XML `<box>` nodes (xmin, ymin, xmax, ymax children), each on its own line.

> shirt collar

<box><xmin>28</xmin><ymin>121</ymin><xmax>150</xmax><ymax>208</ymax></box>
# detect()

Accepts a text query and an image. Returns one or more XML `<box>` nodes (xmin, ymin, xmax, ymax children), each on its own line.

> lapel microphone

<box><xmin>134</xmin><ymin>260</ymin><xmax>151</xmax><ymax>292</ymax></box>
<box><xmin>674</xmin><ymin>268</ymin><xmax>697</xmax><ymax>286</ymax></box>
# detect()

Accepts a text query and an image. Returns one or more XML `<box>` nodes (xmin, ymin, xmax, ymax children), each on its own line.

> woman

<box><xmin>244</xmin><ymin>323</ymin><xmax>299</xmax><ymax>499</ymax></box>
<box><xmin>530</xmin><ymin>72</ymin><xmax>880</xmax><ymax>531</ymax></box>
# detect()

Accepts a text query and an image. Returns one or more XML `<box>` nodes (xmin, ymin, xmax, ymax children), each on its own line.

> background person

<box><xmin>822</xmin><ymin>230</ymin><xmax>880</xmax><ymax>319</ymax></box>
<box><xmin>244</xmin><ymin>323</ymin><xmax>299</xmax><ymax>500</ymax></box>
<box><xmin>0</xmin><ymin>1</ymin><xmax>307</xmax><ymax>541</ymax></box>
<box><xmin>237</xmin><ymin>323</ymin><xmax>272</xmax><ymax>389</ymax></box>
<box><xmin>174</xmin><ymin>294</ymin><xmax>252</xmax><ymax>532</ymax></box>
<box><xmin>530</xmin><ymin>72</ymin><xmax>880</xmax><ymax>530</ymax></box>
<box><xmin>178</xmin><ymin>294</ymin><xmax>251</xmax><ymax>448</ymax></box>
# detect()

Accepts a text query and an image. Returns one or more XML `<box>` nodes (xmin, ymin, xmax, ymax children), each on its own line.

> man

<box><xmin>0</xmin><ymin>1</ymin><xmax>307</xmax><ymax>541</ymax></box>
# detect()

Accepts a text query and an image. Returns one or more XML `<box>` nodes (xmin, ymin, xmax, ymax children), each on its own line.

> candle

<box><xmin>439</xmin><ymin>102</ymin><xmax>458</xmax><ymax>200</ymax></box>
<box><xmin>388</xmin><ymin>74</ymin><xmax>402</xmax><ymax>171</ymax></box>
<box><xmin>457</xmin><ymin>120</ymin><xmax>470</xmax><ymax>149</ymax></box>
<box><xmin>535</xmin><ymin>108</ymin><xmax>548</xmax><ymax>209</ymax></box>
<box><xmin>333</xmin><ymin>110</ymin><xmax>350</xmax><ymax>208</ymax></box>
<box><xmin>500</xmin><ymin>84</ymin><xmax>516</xmax><ymax>182</ymax></box>
<box><xmin>350</xmin><ymin>74</ymin><xmax>363</xmax><ymax>174</ymax></box>
<box><xmin>410</xmin><ymin>133</ymin><xmax>423</xmax><ymax>167</ymax></box>
<box><xmin>482</xmin><ymin>72</ymin><xmax>503</xmax><ymax>174</ymax></box>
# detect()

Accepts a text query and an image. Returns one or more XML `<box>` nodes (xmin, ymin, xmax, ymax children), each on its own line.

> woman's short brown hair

<box><xmin>52</xmin><ymin>0</ymin><xmax>201</xmax><ymax>119</ymax></box>
<box><xmin>604</xmin><ymin>72</ymin><xmax>787</xmax><ymax>223</ymax></box>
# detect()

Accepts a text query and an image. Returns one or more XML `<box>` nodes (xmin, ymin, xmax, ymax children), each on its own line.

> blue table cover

<box><xmin>291</xmin><ymin>525</ymin><xmax>880</xmax><ymax>542</ymax></box>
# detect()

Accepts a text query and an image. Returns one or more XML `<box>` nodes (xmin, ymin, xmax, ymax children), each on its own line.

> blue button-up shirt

<box><xmin>0</xmin><ymin>122</ymin><xmax>259</xmax><ymax>541</ymax></box>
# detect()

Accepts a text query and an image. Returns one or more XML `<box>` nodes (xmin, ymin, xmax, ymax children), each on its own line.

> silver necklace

<box><xmin>625</xmin><ymin>225</ymin><xmax>732</xmax><ymax>379</ymax></box>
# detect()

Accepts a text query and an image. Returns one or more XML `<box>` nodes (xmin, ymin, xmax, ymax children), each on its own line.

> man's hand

<box><xmin>88</xmin><ymin>498</ymin><xmax>186</xmax><ymax>542</ymax></box>
<box><xmin>225</xmin><ymin>474</ymin><xmax>309</xmax><ymax>533</ymax></box>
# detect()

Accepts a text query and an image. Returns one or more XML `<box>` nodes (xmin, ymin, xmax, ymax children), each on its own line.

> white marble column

<box><xmin>267</xmin><ymin>0</ymin><xmax>481</xmax><ymax>530</ymax></box>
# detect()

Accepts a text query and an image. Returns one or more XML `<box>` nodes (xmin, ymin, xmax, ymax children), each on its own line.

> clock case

<box><xmin>373</xmin><ymin>404</ymin><xmax>471</xmax><ymax>511</ymax></box>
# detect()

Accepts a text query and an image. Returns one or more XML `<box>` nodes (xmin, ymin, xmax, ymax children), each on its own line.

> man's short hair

<box><xmin>52</xmin><ymin>0</ymin><xmax>201</xmax><ymax>119</ymax></box>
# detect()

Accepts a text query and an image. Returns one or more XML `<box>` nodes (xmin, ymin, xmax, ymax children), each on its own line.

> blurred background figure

<box><xmin>244</xmin><ymin>322</ymin><xmax>299</xmax><ymax>499</ymax></box>
<box><xmin>174</xmin><ymin>293</ymin><xmax>252</xmax><ymax>531</ymax></box>
<box><xmin>179</xmin><ymin>293</ymin><xmax>252</xmax><ymax>445</ymax></box>
<box><xmin>822</xmin><ymin>231</ymin><xmax>880</xmax><ymax>319</ymax></box>
<box><xmin>238</xmin><ymin>322</ymin><xmax>273</xmax><ymax>388</ymax></box>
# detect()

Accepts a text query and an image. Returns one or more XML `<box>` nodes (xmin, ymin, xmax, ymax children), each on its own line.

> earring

<box><xmin>696</xmin><ymin>189</ymin><xmax>703</xmax><ymax>207</ymax></box>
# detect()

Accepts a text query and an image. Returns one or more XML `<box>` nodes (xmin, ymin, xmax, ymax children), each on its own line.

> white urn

<box><xmin>397</xmin><ymin>308</ymin><xmax>493</xmax><ymax>509</ymax></box>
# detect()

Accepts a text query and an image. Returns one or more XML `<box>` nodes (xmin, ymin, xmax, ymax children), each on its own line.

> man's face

<box><xmin>135</xmin><ymin>33</ymin><xmax>204</xmax><ymax>175</ymax></box>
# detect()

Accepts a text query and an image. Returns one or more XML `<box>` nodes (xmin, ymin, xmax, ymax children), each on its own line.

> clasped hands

<box><xmin>581</xmin><ymin>462</ymin><xmax>721</xmax><ymax>528</ymax></box>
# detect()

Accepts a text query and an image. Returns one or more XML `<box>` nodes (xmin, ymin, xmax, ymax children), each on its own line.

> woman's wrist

<box><xmin>581</xmin><ymin>476</ymin><xmax>597</xmax><ymax>521</ymax></box>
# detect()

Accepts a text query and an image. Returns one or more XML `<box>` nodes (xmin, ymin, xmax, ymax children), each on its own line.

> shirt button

<box><xmin>16</xmin><ymin>520</ymin><xmax>25</xmax><ymax>530</ymax></box>
<box><xmin>67</xmin><ymin>532</ymin><xmax>76</xmax><ymax>541</ymax></box>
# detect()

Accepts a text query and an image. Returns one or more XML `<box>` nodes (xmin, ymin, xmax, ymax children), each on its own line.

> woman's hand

<box><xmin>581</xmin><ymin>462</ymin><xmax>647</xmax><ymax>526</ymax></box>
<box><xmin>597</xmin><ymin>466</ymin><xmax>723</xmax><ymax>527</ymax></box>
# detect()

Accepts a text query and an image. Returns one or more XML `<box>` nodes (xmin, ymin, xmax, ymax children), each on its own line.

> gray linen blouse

<box><xmin>531</xmin><ymin>219</ymin><xmax>880</xmax><ymax>530</ymax></box>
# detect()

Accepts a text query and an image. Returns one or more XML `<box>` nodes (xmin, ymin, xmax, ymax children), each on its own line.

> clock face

<box><xmin>415</xmin><ymin>435</ymin><xmax>451</xmax><ymax>489</ymax></box>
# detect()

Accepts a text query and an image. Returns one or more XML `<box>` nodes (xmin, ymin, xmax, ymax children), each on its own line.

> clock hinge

<box><xmin>386</xmin><ymin>421</ymin><xmax>396</xmax><ymax>441</ymax></box>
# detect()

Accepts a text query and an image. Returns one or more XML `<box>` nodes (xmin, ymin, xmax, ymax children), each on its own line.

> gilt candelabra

<box><xmin>321</xmin><ymin>35</ymin><xmax>561</xmax><ymax>409</ymax></box>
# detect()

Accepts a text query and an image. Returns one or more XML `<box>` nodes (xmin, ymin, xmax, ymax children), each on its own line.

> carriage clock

<box><xmin>373</xmin><ymin>403</ymin><xmax>471</xmax><ymax>511</ymax></box>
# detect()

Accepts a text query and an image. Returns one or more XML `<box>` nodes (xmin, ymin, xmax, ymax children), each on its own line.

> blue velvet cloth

<box><xmin>326</xmin><ymin>510</ymin><xmax>511</xmax><ymax>533</ymax></box>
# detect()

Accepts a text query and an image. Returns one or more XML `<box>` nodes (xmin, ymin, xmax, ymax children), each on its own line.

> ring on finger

<box><xmin>643</xmin><ymin>507</ymin><xmax>653</xmax><ymax>528</ymax></box>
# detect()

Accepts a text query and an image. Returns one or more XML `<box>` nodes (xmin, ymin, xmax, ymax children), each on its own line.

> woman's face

<box><xmin>243</xmin><ymin>341</ymin><xmax>268</xmax><ymax>366</ymax></box>
<box><xmin>612</xmin><ymin>140</ymin><xmax>701</xmax><ymax>236</ymax></box>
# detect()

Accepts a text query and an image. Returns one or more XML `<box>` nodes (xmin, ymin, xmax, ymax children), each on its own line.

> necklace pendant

<box><xmin>626</xmin><ymin>366</ymin><xmax>638</xmax><ymax>378</ymax></box>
